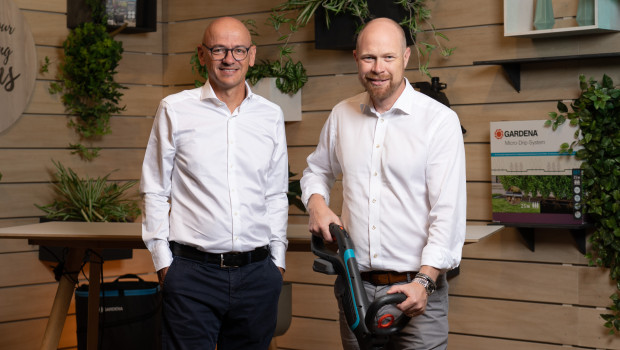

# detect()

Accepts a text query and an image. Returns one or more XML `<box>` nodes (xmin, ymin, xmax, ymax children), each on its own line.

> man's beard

<box><xmin>360</xmin><ymin>74</ymin><xmax>400</xmax><ymax>102</ymax></box>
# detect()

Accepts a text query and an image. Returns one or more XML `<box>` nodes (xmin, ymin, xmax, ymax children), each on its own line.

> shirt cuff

<box><xmin>150</xmin><ymin>240</ymin><xmax>174</xmax><ymax>272</ymax></box>
<box><xmin>269</xmin><ymin>241</ymin><xmax>287</xmax><ymax>270</ymax></box>
<box><xmin>420</xmin><ymin>244</ymin><xmax>460</xmax><ymax>272</ymax></box>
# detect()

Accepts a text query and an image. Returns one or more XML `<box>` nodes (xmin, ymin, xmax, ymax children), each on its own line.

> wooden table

<box><xmin>0</xmin><ymin>222</ymin><xmax>144</xmax><ymax>350</ymax></box>
<box><xmin>0</xmin><ymin>221</ymin><xmax>503</xmax><ymax>350</ymax></box>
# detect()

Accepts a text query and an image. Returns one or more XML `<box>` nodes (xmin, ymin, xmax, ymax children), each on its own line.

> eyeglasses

<box><xmin>202</xmin><ymin>44</ymin><xmax>250</xmax><ymax>61</ymax></box>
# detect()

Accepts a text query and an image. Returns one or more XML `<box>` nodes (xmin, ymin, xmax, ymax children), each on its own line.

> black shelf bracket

<box><xmin>503</xmin><ymin>224</ymin><xmax>592</xmax><ymax>254</ymax></box>
<box><xmin>473</xmin><ymin>52</ymin><xmax>620</xmax><ymax>93</ymax></box>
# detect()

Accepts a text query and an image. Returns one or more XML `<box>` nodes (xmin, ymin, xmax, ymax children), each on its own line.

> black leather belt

<box><xmin>169</xmin><ymin>241</ymin><xmax>269</xmax><ymax>268</ymax></box>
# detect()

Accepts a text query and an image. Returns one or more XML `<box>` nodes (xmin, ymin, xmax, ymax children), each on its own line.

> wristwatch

<box><xmin>413</xmin><ymin>273</ymin><xmax>436</xmax><ymax>296</ymax></box>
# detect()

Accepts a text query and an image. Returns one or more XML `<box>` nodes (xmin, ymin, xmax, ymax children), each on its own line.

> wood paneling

<box><xmin>450</xmin><ymin>259</ymin><xmax>613</xmax><ymax>307</ymax></box>
<box><xmin>0</xmin><ymin>149</ymin><xmax>146</xmax><ymax>182</ymax></box>
<box><xmin>448</xmin><ymin>334</ymin><xmax>570</xmax><ymax>350</ymax></box>
<box><xmin>164</xmin><ymin>0</ymin><xmax>282</xmax><ymax>22</ymax></box>
<box><xmin>0</xmin><ymin>115</ymin><xmax>153</xmax><ymax>148</ymax></box>
<box><xmin>274</xmin><ymin>316</ymin><xmax>341</xmax><ymax>350</ymax></box>
<box><xmin>449</xmin><ymin>296</ymin><xmax>620</xmax><ymax>349</ymax></box>
<box><xmin>291</xmin><ymin>284</ymin><xmax>338</xmax><ymax>320</ymax></box>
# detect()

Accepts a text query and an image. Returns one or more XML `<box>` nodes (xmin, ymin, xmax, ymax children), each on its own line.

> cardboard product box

<box><xmin>490</xmin><ymin>120</ymin><xmax>586</xmax><ymax>225</ymax></box>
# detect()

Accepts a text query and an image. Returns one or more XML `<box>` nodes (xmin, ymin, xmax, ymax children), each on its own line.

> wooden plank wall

<box><xmin>0</xmin><ymin>0</ymin><xmax>164</xmax><ymax>348</ymax></box>
<box><xmin>1</xmin><ymin>0</ymin><xmax>619</xmax><ymax>349</ymax></box>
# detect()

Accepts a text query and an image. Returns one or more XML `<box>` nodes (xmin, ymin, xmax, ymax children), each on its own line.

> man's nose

<box><xmin>222</xmin><ymin>50</ymin><xmax>236</xmax><ymax>64</ymax></box>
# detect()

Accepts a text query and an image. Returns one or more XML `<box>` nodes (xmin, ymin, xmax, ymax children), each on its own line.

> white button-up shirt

<box><xmin>301</xmin><ymin>79</ymin><xmax>466</xmax><ymax>273</ymax></box>
<box><xmin>141</xmin><ymin>81</ymin><xmax>289</xmax><ymax>272</ymax></box>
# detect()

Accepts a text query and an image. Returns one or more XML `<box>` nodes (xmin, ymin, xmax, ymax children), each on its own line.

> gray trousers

<box><xmin>334</xmin><ymin>274</ymin><xmax>449</xmax><ymax>350</ymax></box>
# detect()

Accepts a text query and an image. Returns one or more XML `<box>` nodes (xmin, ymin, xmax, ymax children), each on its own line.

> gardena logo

<box><xmin>495</xmin><ymin>129</ymin><xmax>538</xmax><ymax>139</ymax></box>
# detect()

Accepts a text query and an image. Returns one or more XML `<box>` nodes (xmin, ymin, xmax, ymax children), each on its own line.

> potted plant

<box><xmin>44</xmin><ymin>0</ymin><xmax>126</xmax><ymax>161</ymax></box>
<box><xmin>36</xmin><ymin>160</ymin><xmax>140</xmax><ymax>223</ymax></box>
<box><xmin>270</xmin><ymin>0</ymin><xmax>454</xmax><ymax>77</ymax></box>
<box><xmin>546</xmin><ymin>74</ymin><xmax>620</xmax><ymax>333</ymax></box>
<box><xmin>35</xmin><ymin>160</ymin><xmax>141</xmax><ymax>262</ymax></box>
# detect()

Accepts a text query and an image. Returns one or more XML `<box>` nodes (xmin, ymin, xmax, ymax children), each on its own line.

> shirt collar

<box><xmin>199</xmin><ymin>80</ymin><xmax>254</xmax><ymax>103</ymax></box>
<box><xmin>359</xmin><ymin>78</ymin><xmax>414</xmax><ymax>117</ymax></box>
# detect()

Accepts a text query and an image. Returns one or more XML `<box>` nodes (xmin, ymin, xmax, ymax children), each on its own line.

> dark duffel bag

<box><xmin>75</xmin><ymin>274</ymin><xmax>162</xmax><ymax>350</ymax></box>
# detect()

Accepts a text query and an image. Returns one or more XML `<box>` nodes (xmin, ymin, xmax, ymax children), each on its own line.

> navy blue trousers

<box><xmin>162</xmin><ymin>255</ymin><xmax>283</xmax><ymax>350</ymax></box>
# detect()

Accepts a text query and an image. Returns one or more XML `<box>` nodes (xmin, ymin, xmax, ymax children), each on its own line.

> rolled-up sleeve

<box><xmin>421</xmin><ymin>110</ymin><xmax>467</xmax><ymax>272</ymax></box>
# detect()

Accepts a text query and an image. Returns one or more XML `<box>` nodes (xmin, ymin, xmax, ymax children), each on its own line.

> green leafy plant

<box><xmin>546</xmin><ymin>74</ymin><xmax>620</xmax><ymax>333</ymax></box>
<box><xmin>288</xmin><ymin>168</ymin><xmax>305</xmax><ymax>212</ymax></box>
<box><xmin>48</xmin><ymin>0</ymin><xmax>125</xmax><ymax>161</ymax></box>
<box><xmin>271</xmin><ymin>0</ymin><xmax>454</xmax><ymax>77</ymax></box>
<box><xmin>36</xmin><ymin>161</ymin><xmax>140</xmax><ymax>222</ymax></box>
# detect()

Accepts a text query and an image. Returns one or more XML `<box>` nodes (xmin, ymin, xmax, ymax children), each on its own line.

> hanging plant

<box><xmin>48</xmin><ymin>0</ymin><xmax>125</xmax><ymax>161</ymax></box>
<box><xmin>271</xmin><ymin>0</ymin><xmax>454</xmax><ymax>77</ymax></box>
<box><xmin>546</xmin><ymin>74</ymin><xmax>620</xmax><ymax>333</ymax></box>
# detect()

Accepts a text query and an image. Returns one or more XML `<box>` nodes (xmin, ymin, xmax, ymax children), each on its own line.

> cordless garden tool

<box><xmin>312</xmin><ymin>223</ymin><xmax>411</xmax><ymax>350</ymax></box>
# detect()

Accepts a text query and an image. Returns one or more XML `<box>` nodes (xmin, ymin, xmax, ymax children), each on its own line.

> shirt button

<box><xmin>372</xmin><ymin>198</ymin><xmax>376</xmax><ymax>203</ymax></box>
<box><xmin>373</xmin><ymin>253</ymin><xmax>378</xmax><ymax>258</ymax></box>
<box><xmin>376</xmin><ymin>144</ymin><xmax>380</xmax><ymax>148</ymax></box>
<box><xmin>372</xmin><ymin>225</ymin><xmax>376</xmax><ymax>230</ymax></box>
<box><xmin>380</xmin><ymin>118</ymin><xmax>384</xmax><ymax>123</ymax></box>
<box><xmin>374</xmin><ymin>172</ymin><xmax>378</xmax><ymax>176</ymax></box>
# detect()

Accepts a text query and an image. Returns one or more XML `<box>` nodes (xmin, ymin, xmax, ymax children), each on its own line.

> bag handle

<box><xmin>113</xmin><ymin>274</ymin><xmax>145</xmax><ymax>282</ymax></box>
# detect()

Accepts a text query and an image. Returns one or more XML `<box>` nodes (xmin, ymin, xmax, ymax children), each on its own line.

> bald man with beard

<box><xmin>301</xmin><ymin>18</ymin><xmax>466</xmax><ymax>349</ymax></box>
<box><xmin>141</xmin><ymin>17</ymin><xmax>289</xmax><ymax>350</ymax></box>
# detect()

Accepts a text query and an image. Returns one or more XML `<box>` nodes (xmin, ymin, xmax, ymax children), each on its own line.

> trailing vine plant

<box><xmin>270</xmin><ymin>0</ymin><xmax>454</xmax><ymax>77</ymax></box>
<box><xmin>546</xmin><ymin>74</ymin><xmax>620</xmax><ymax>333</ymax></box>
<box><xmin>47</xmin><ymin>0</ymin><xmax>126</xmax><ymax>161</ymax></box>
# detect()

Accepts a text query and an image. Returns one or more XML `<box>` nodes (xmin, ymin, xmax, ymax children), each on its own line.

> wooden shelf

<box><xmin>492</xmin><ymin>223</ymin><xmax>593</xmax><ymax>254</ymax></box>
<box><xmin>473</xmin><ymin>52</ymin><xmax>620</xmax><ymax>92</ymax></box>
<box><xmin>504</xmin><ymin>0</ymin><xmax>620</xmax><ymax>38</ymax></box>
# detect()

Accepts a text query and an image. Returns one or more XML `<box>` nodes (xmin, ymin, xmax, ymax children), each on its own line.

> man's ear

<box><xmin>198</xmin><ymin>44</ymin><xmax>207</xmax><ymax>66</ymax></box>
<box><xmin>248</xmin><ymin>45</ymin><xmax>257</xmax><ymax>67</ymax></box>
<box><xmin>403</xmin><ymin>47</ymin><xmax>411</xmax><ymax>68</ymax></box>
<box><xmin>353</xmin><ymin>49</ymin><xmax>358</xmax><ymax>61</ymax></box>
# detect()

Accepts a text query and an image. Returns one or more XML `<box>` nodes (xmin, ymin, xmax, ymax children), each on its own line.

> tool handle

<box><xmin>365</xmin><ymin>293</ymin><xmax>411</xmax><ymax>336</ymax></box>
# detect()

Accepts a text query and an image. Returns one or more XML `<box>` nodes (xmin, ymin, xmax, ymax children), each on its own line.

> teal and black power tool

<box><xmin>311</xmin><ymin>223</ymin><xmax>411</xmax><ymax>350</ymax></box>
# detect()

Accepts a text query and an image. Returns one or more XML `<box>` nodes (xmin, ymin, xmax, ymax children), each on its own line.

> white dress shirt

<box><xmin>301</xmin><ymin>79</ymin><xmax>466</xmax><ymax>273</ymax></box>
<box><xmin>141</xmin><ymin>81</ymin><xmax>289</xmax><ymax>272</ymax></box>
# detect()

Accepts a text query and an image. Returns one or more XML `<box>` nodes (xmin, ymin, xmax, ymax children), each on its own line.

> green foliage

<box><xmin>69</xmin><ymin>143</ymin><xmax>101</xmax><ymax>161</ymax></box>
<box><xmin>36</xmin><ymin>161</ymin><xmax>140</xmax><ymax>222</ymax></box>
<box><xmin>272</xmin><ymin>0</ymin><xmax>454</xmax><ymax>77</ymax></box>
<box><xmin>497</xmin><ymin>175</ymin><xmax>572</xmax><ymax>200</ymax></box>
<box><xmin>246</xmin><ymin>59</ymin><xmax>307</xmax><ymax>95</ymax></box>
<box><xmin>288</xmin><ymin>168</ymin><xmax>305</xmax><ymax>212</ymax></box>
<box><xmin>48</xmin><ymin>0</ymin><xmax>125</xmax><ymax>160</ymax></box>
<box><xmin>547</xmin><ymin>74</ymin><xmax>620</xmax><ymax>334</ymax></box>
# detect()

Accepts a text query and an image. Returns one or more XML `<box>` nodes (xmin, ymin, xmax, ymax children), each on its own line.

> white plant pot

<box><xmin>250</xmin><ymin>77</ymin><xmax>302</xmax><ymax>122</ymax></box>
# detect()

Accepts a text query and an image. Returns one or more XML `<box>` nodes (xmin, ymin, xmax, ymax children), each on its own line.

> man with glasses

<box><xmin>141</xmin><ymin>17</ymin><xmax>289</xmax><ymax>350</ymax></box>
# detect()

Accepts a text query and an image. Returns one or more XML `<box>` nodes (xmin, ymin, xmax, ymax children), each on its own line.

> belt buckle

<box><xmin>220</xmin><ymin>253</ymin><xmax>239</xmax><ymax>268</ymax></box>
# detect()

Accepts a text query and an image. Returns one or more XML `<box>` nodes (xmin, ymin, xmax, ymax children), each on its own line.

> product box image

<box><xmin>490</xmin><ymin>120</ymin><xmax>586</xmax><ymax>225</ymax></box>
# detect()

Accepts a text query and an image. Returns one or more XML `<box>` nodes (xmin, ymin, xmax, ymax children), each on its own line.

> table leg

<box><xmin>40</xmin><ymin>247</ymin><xmax>85</xmax><ymax>350</ymax></box>
<box><xmin>87</xmin><ymin>248</ymin><xmax>103</xmax><ymax>350</ymax></box>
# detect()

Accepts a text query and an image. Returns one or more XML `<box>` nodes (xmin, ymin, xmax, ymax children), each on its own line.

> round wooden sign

<box><xmin>0</xmin><ymin>0</ymin><xmax>37</xmax><ymax>133</ymax></box>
